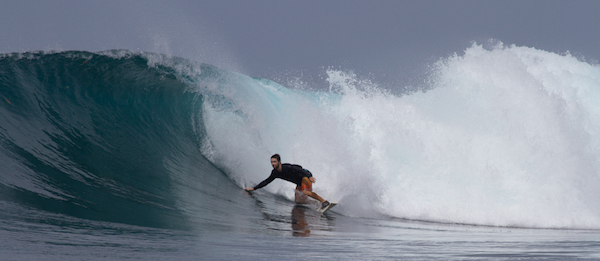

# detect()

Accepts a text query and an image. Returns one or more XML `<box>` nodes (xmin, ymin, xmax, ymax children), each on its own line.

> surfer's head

<box><xmin>271</xmin><ymin>154</ymin><xmax>281</xmax><ymax>170</ymax></box>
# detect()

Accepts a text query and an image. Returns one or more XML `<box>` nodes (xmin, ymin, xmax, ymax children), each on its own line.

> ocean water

<box><xmin>1</xmin><ymin>45</ymin><xmax>600</xmax><ymax>260</ymax></box>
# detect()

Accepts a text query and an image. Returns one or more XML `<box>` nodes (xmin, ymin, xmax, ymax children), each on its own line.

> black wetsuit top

<box><xmin>253</xmin><ymin>163</ymin><xmax>313</xmax><ymax>190</ymax></box>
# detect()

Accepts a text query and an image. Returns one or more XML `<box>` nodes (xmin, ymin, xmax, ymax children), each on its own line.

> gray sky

<box><xmin>1</xmin><ymin>0</ymin><xmax>599</xmax><ymax>88</ymax></box>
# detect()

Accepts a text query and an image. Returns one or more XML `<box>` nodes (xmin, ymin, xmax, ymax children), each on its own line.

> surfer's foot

<box><xmin>320</xmin><ymin>201</ymin><xmax>330</xmax><ymax>210</ymax></box>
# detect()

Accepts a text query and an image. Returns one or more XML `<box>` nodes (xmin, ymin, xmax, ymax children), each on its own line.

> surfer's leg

<box><xmin>300</xmin><ymin>177</ymin><xmax>325</xmax><ymax>203</ymax></box>
<box><xmin>294</xmin><ymin>184</ymin><xmax>310</xmax><ymax>204</ymax></box>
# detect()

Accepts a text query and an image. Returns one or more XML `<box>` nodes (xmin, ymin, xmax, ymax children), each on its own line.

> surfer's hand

<box><xmin>309</xmin><ymin>177</ymin><xmax>316</xmax><ymax>183</ymax></box>
<box><xmin>244</xmin><ymin>187</ymin><xmax>254</xmax><ymax>192</ymax></box>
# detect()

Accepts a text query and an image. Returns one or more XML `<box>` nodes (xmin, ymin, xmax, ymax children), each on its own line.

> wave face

<box><xmin>0</xmin><ymin>51</ymin><xmax>242</xmax><ymax>229</ymax></box>
<box><xmin>1</xmin><ymin>44</ymin><xmax>600</xmax><ymax>230</ymax></box>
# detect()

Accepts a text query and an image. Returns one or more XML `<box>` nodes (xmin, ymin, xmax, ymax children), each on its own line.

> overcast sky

<box><xmin>1</xmin><ymin>0</ymin><xmax>599</xmax><ymax>88</ymax></box>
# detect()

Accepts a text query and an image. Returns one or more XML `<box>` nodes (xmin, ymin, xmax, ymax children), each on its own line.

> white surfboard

<box><xmin>319</xmin><ymin>202</ymin><xmax>337</xmax><ymax>214</ymax></box>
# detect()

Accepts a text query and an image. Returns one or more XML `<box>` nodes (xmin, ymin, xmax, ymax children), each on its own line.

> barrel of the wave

<box><xmin>0</xmin><ymin>50</ymin><xmax>212</xmax><ymax>229</ymax></box>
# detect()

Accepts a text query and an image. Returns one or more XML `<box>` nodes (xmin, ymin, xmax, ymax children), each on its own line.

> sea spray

<box><xmin>327</xmin><ymin>43</ymin><xmax>600</xmax><ymax>228</ymax></box>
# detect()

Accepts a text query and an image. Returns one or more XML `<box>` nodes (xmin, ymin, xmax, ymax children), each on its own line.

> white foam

<box><xmin>200</xmin><ymin>43</ymin><xmax>600</xmax><ymax>228</ymax></box>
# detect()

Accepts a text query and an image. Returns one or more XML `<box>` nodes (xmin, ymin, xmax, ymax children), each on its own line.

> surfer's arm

<box><xmin>252</xmin><ymin>174</ymin><xmax>276</xmax><ymax>190</ymax></box>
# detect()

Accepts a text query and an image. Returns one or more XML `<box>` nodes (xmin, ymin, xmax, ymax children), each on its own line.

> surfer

<box><xmin>245</xmin><ymin>154</ymin><xmax>331</xmax><ymax>210</ymax></box>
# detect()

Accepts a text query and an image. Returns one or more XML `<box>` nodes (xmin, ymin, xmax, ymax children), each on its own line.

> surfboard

<box><xmin>319</xmin><ymin>202</ymin><xmax>337</xmax><ymax>214</ymax></box>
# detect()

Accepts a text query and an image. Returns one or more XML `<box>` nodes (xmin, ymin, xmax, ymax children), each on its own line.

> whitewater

<box><xmin>2</xmin><ymin>43</ymin><xmax>600</xmax><ymax>260</ymax></box>
<box><xmin>203</xmin><ymin>43</ymin><xmax>600</xmax><ymax>229</ymax></box>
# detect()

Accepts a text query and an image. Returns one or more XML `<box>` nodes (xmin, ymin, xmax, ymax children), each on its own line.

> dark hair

<box><xmin>271</xmin><ymin>154</ymin><xmax>281</xmax><ymax>162</ymax></box>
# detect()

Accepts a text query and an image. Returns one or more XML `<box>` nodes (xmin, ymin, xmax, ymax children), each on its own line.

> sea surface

<box><xmin>1</xmin><ymin>46</ymin><xmax>600</xmax><ymax>260</ymax></box>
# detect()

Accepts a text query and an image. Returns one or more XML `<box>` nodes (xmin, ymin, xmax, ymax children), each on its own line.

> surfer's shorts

<box><xmin>299</xmin><ymin>177</ymin><xmax>312</xmax><ymax>192</ymax></box>
<box><xmin>295</xmin><ymin>177</ymin><xmax>313</xmax><ymax>204</ymax></box>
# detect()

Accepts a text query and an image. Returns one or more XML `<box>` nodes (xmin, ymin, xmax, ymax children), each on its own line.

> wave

<box><xmin>0</xmin><ymin>50</ymin><xmax>241</xmax><ymax>229</ymax></box>
<box><xmin>1</xmin><ymin>44</ymin><xmax>600</xmax><ymax>230</ymax></box>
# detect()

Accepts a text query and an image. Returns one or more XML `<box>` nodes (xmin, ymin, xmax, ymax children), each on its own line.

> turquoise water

<box><xmin>1</xmin><ymin>48</ymin><xmax>600</xmax><ymax>259</ymax></box>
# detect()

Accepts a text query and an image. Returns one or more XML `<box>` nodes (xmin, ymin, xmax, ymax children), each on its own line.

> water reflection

<box><xmin>291</xmin><ymin>205</ymin><xmax>310</xmax><ymax>237</ymax></box>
